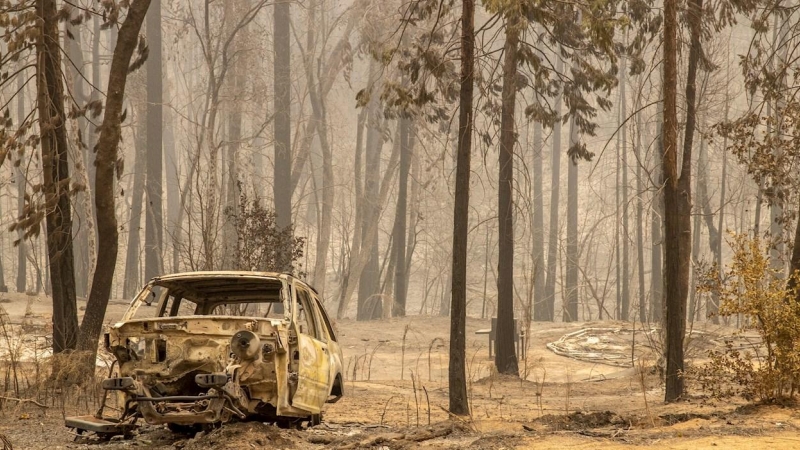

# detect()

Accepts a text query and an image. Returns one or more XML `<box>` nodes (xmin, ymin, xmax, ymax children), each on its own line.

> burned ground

<box><xmin>0</xmin><ymin>295</ymin><xmax>796</xmax><ymax>449</ymax></box>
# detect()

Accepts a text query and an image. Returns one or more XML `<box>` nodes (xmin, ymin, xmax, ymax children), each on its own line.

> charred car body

<box><xmin>67</xmin><ymin>272</ymin><xmax>343</xmax><ymax>436</ymax></box>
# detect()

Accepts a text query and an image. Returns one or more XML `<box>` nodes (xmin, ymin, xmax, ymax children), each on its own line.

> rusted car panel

<box><xmin>74</xmin><ymin>272</ymin><xmax>343</xmax><ymax>434</ymax></box>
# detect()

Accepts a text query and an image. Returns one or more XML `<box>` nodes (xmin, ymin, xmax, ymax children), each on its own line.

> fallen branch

<box><xmin>0</xmin><ymin>396</ymin><xmax>48</xmax><ymax>408</ymax></box>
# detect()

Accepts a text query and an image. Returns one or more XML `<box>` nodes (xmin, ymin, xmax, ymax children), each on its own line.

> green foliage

<box><xmin>227</xmin><ymin>189</ymin><xmax>306</xmax><ymax>276</ymax></box>
<box><xmin>693</xmin><ymin>234</ymin><xmax>800</xmax><ymax>402</ymax></box>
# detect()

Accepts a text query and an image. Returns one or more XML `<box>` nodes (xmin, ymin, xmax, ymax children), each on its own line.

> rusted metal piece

<box><xmin>67</xmin><ymin>272</ymin><xmax>343</xmax><ymax>434</ymax></box>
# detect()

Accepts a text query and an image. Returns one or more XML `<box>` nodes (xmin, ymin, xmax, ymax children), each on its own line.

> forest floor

<box><xmin>0</xmin><ymin>291</ymin><xmax>797</xmax><ymax>449</ymax></box>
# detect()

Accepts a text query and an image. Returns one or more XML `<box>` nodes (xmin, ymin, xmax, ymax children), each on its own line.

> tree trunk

<box><xmin>145</xmin><ymin>0</ymin><xmax>164</xmax><ymax>281</ymax></box>
<box><xmin>449</xmin><ymin>0</ymin><xmax>474</xmax><ymax>415</ymax></box>
<box><xmin>532</xmin><ymin>117</ymin><xmax>545</xmax><ymax>321</ymax></box>
<box><xmin>664</xmin><ymin>0</ymin><xmax>701</xmax><ymax>402</ymax></box>
<box><xmin>123</xmin><ymin>103</ymin><xmax>147</xmax><ymax>299</ymax></box>
<box><xmin>689</xmin><ymin>165</ymin><xmax>701</xmax><ymax>323</ymax></box>
<box><xmin>544</xmin><ymin>51</ymin><xmax>563</xmax><ymax>323</ymax></box>
<box><xmin>620</xmin><ymin>51</ymin><xmax>630</xmax><ymax>322</ymax></box>
<box><xmin>36</xmin><ymin>0</ymin><xmax>80</xmax><ymax>353</ymax></box>
<box><xmin>770</xmin><ymin>14</ymin><xmax>790</xmax><ymax>276</ymax></box>
<box><xmin>164</xmin><ymin>94</ymin><xmax>180</xmax><ymax>272</ymax></box>
<box><xmin>635</xmin><ymin>108</ymin><xmax>646</xmax><ymax>323</ymax></box>
<box><xmin>273</xmin><ymin>0</ymin><xmax>293</xmax><ymax>245</ymax></box>
<box><xmin>391</xmin><ymin>118</ymin><xmax>411</xmax><ymax>317</ymax></box>
<box><xmin>337</xmin><ymin>108</ymin><xmax>367</xmax><ymax>318</ymax></box>
<box><xmin>78</xmin><ymin>0</ymin><xmax>151</xmax><ymax>354</ymax></box>
<box><xmin>87</xmin><ymin>15</ymin><xmax>101</xmax><ymax>237</ymax></box>
<box><xmin>16</xmin><ymin>72</ymin><xmax>27</xmax><ymax>294</ymax></box>
<box><xmin>404</xmin><ymin>130</ymin><xmax>419</xmax><ymax>300</ymax></box>
<box><xmin>564</xmin><ymin>117</ymin><xmax>579</xmax><ymax>322</ymax></box>
<box><xmin>495</xmin><ymin>13</ymin><xmax>519</xmax><ymax>376</ymax></box>
<box><xmin>0</xmin><ymin>200</ymin><xmax>5</xmax><ymax>291</ymax></box>
<box><xmin>64</xmin><ymin>21</ymin><xmax>91</xmax><ymax>299</ymax></box>
<box><xmin>716</xmin><ymin>87</ymin><xmax>728</xmax><ymax>310</ymax></box>
<box><xmin>307</xmin><ymin>0</ymin><xmax>334</xmax><ymax>293</ymax></box>
<box><xmin>651</xmin><ymin>102</ymin><xmax>664</xmax><ymax>322</ymax></box>
<box><xmin>357</xmin><ymin>63</ymin><xmax>384</xmax><ymax>321</ymax></box>
<box><xmin>786</xmin><ymin>195</ymin><xmax>800</xmax><ymax>300</ymax></box>
<box><xmin>697</xmin><ymin>136</ymin><xmax>720</xmax><ymax>322</ymax></box>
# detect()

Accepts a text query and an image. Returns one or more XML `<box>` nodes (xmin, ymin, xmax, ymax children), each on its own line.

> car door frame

<box><xmin>288</xmin><ymin>281</ymin><xmax>331</xmax><ymax>414</ymax></box>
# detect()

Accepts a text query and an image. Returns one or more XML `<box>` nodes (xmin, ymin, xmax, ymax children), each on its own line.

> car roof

<box><xmin>148</xmin><ymin>271</ymin><xmax>318</xmax><ymax>294</ymax></box>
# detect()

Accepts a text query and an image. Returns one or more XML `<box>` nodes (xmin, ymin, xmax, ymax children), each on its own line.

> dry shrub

<box><xmin>693</xmin><ymin>234</ymin><xmax>800</xmax><ymax>402</ymax></box>
<box><xmin>0</xmin><ymin>305</ymin><xmax>110</xmax><ymax>415</ymax></box>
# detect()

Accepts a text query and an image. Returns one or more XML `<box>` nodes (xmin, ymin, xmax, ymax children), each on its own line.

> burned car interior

<box><xmin>66</xmin><ymin>272</ymin><xmax>344</xmax><ymax>439</ymax></box>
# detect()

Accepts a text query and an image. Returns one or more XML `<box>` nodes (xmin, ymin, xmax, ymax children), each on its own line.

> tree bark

<box><xmin>123</xmin><ymin>101</ymin><xmax>147</xmax><ymax>299</ymax></box>
<box><xmin>664</xmin><ymin>0</ymin><xmax>701</xmax><ymax>402</ymax></box>
<box><xmin>651</xmin><ymin>102</ymin><xmax>664</xmax><ymax>322</ymax></box>
<box><xmin>357</xmin><ymin>62</ymin><xmax>384</xmax><ymax>321</ymax></box>
<box><xmin>36</xmin><ymin>0</ymin><xmax>80</xmax><ymax>353</ymax></box>
<box><xmin>564</xmin><ymin>117</ymin><xmax>579</xmax><ymax>322</ymax></box>
<box><xmin>532</xmin><ymin>118</ymin><xmax>545</xmax><ymax>321</ymax></box>
<box><xmin>337</xmin><ymin>108</ymin><xmax>366</xmax><ymax>318</ymax></box>
<box><xmin>495</xmin><ymin>13</ymin><xmax>519</xmax><ymax>376</ymax></box>
<box><xmin>635</xmin><ymin>108</ymin><xmax>646</xmax><ymax>323</ymax></box>
<box><xmin>16</xmin><ymin>72</ymin><xmax>27</xmax><ymax>294</ymax></box>
<box><xmin>145</xmin><ymin>0</ymin><xmax>164</xmax><ymax>281</ymax></box>
<box><xmin>64</xmin><ymin>21</ymin><xmax>91</xmax><ymax>299</ymax></box>
<box><xmin>391</xmin><ymin>118</ymin><xmax>411</xmax><ymax>317</ymax></box>
<box><xmin>544</xmin><ymin>52</ymin><xmax>564</xmax><ymax>323</ymax></box>
<box><xmin>78</xmin><ymin>0</ymin><xmax>152</xmax><ymax>353</ymax></box>
<box><xmin>449</xmin><ymin>0</ymin><xmax>474</xmax><ymax>415</ymax></box>
<box><xmin>307</xmin><ymin>0</ymin><xmax>334</xmax><ymax>294</ymax></box>
<box><xmin>620</xmin><ymin>51</ymin><xmax>630</xmax><ymax>322</ymax></box>
<box><xmin>164</xmin><ymin>104</ymin><xmax>180</xmax><ymax>272</ymax></box>
<box><xmin>273</xmin><ymin>0</ymin><xmax>293</xmax><ymax>244</ymax></box>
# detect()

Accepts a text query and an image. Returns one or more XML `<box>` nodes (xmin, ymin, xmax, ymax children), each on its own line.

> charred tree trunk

<box><xmin>273</xmin><ymin>0</ymin><xmax>293</xmax><ymax>253</ymax></box>
<box><xmin>145</xmin><ymin>0</ymin><xmax>164</xmax><ymax>281</ymax></box>
<box><xmin>123</xmin><ymin>103</ymin><xmax>147</xmax><ymax>299</ymax></box>
<box><xmin>564</xmin><ymin>117</ymin><xmax>579</xmax><ymax>322</ymax></box>
<box><xmin>620</xmin><ymin>52</ymin><xmax>630</xmax><ymax>322</ymax></box>
<box><xmin>78</xmin><ymin>0</ymin><xmax>151</xmax><ymax>354</ymax></box>
<box><xmin>337</xmin><ymin>108</ymin><xmax>367</xmax><ymax>318</ymax></box>
<box><xmin>495</xmin><ymin>13</ymin><xmax>519</xmax><ymax>376</ymax></box>
<box><xmin>532</xmin><ymin>118</ymin><xmax>545</xmax><ymax>321</ymax></box>
<box><xmin>16</xmin><ymin>72</ymin><xmax>27</xmax><ymax>294</ymax></box>
<box><xmin>391</xmin><ymin>117</ymin><xmax>411</xmax><ymax>317</ymax></box>
<box><xmin>164</xmin><ymin>105</ymin><xmax>179</xmax><ymax>272</ymax></box>
<box><xmin>36</xmin><ymin>0</ymin><xmax>80</xmax><ymax>352</ymax></box>
<box><xmin>357</xmin><ymin>67</ymin><xmax>384</xmax><ymax>321</ymax></box>
<box><xmin>544</xmin><ymin>52</ymin><xmax>564</xmax><ymax>323</ymax></box>
<box><xmin>64</xmin><ymin>21</ymin><xmax>91</xmax><ymax>299</ymax></box>
<box><xmin>449</xmin><ymin>0</ymin><xmax>475</xmax><ymax>415</ymax></box>
<box><xmin>651</xmin><ymin>102</ymin><xmax>664</xmax><ymax>323</ymax></box>
<box><xmin>307</xmin><ymin>0</ymin><xmax>334</xmax><ymax>293</ymax></box>
<box><xmin>664</xmin><ymin>0</ymin><xmax>701</xmax><ymax>402</ymax></box>
<box><xmin>697</xmin><ymin>137</ymin><xmax>720</xmax><ymax>322</ymax></box>
<box><xmin>635</xmin><ymin>109</ymin><xmax>646</xmax><ymax>323</ymax></box>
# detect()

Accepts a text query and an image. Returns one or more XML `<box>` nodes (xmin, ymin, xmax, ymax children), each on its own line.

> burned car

<box><xmin>67</xmin><ymin>272</ymin><xmax>343</xmax><ymax>436</ymax></box>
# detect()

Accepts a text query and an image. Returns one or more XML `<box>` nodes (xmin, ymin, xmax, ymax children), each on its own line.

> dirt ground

<box><xmin>0</xmin><ymin>292</ymin><xmax>797</xmax><ymax>449</ymax></box>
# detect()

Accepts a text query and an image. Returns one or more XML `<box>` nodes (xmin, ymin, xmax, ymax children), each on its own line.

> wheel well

<box><xmin>330</xmin><ymin>373</ymin><xmax>343</xmax><ymax>397</ymax></box>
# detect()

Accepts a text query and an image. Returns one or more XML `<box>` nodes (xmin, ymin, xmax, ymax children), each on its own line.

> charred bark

<box><xmin>273</xmin><ymin>0</ymin><xmax>293</xmax><ymax>249</ymax></box>
<box><xmin>145</xmin><ymin>0</ymin><xmax>164</xmax><ymax>281</ymax></box>
<box><xmin>449</xmin><ymin>0</ymin><xmax>475</xmax><ymax>415</ymax></box>
<box><xmin>495</xmin><ymin>13</ymin><xmax>519</xmax><ymax>376</ymax></box>
<box><xmin>78</xmin><ymin>0</ymin><xmax>151</xmax><ymax>353</ymax></box>
<box><xmin>36</xmin><ymin>0</ymin><xmax>80</xmax><ymax>352</ymax></box>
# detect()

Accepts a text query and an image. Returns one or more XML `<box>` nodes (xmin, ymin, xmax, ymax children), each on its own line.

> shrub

<box><xmin>694</xmin><ymin>234</ymin><xmax>800</xmax><ymax>402</ymax></box>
